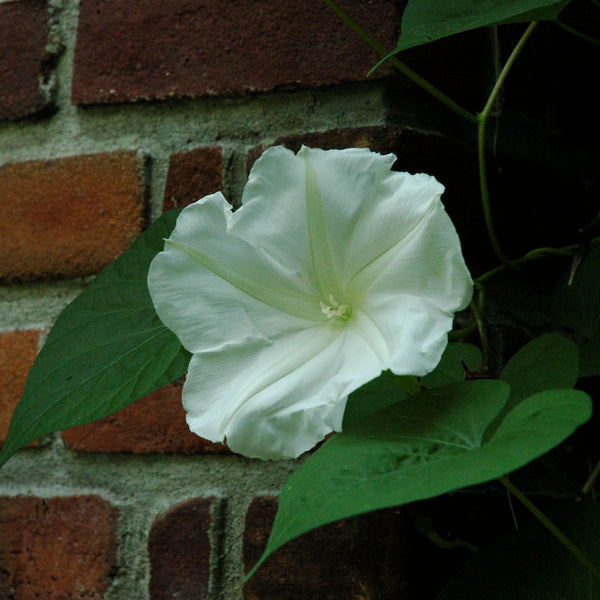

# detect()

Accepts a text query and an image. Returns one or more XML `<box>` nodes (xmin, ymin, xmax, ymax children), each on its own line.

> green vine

<box><xmin>476</xmin><ymin>22</ymin><xmax>539</xmax><ymax>265</ymax></box>
<box><xmin>323</xmin><ymin>3</ymin><xmax>600</xmax><ymax>586</ymax></box>
<box><xmin>322</xmin><ymin>0</ymin><xmax>478</xmax><ymax>123</ymax></box>
<box><xmin>555</xmin><ymin>19</ymin><xmax>600</xmax><ymax>45</ymax></box>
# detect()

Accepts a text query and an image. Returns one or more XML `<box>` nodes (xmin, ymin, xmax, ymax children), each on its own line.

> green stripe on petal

<box><xmin>165</xmin><ymin>238</ymin><xmax>321</xmax><ymax>320</ymax></box>
<box><xmin>302</xmin><ymin>148</ymin><xmax>344</xmax><ymax>302</ymax></box>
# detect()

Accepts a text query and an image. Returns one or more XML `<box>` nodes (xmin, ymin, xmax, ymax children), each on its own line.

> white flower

<box><xmin>148</xmin><ymin>146</ymin><xmax>472</xmax><ymax>460</ymax></box>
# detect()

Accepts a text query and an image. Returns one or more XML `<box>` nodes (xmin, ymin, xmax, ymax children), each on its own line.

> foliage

<box><xmin>0</xmin><ymin>211</ymin><xmax>190</xmax><ymax>466</ymax></box>
<box><xmin>145</xmin><ymin>148</ymin><xmax>472</xmax><ymax>460</ymax></box>
<box><xmin>247</xmin><ymin>373</ymin><xmax>590</xmax><ymax>578</ymax></box>
<box><xmin>2</xmin><ymin>0</ymin><xmax>599</xmax><ymax>596</ymax></box>
<box><xmin>394</xmin><ymin>0</ymin><xmax>571</xmax><ymax>52</ymax></box>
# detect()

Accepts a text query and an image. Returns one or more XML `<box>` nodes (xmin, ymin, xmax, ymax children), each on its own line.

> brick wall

<box><xmin>0</xmin><ymin>1</ymin><xmax>598</xmax><ymax>598</ymax></box>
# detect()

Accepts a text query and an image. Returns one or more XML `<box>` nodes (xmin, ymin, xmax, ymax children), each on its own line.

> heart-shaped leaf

<box><xmin>500</xmin><ymin>334</ymin><xmax>579</xmax><ymax>410</ymax></box>
<box><xmin>343</xmin><ymin>342</ymin><xmax>481</xmax><ymax>429</ymax></box>
<box><xmin>247</xmin><ymin>380</ymin><xmax>591</xmax><ymax>578</ymax></box>
<box><xmin>0</xmin><ymin>211</ymin><xmax>190</xmax><ymax>467</ymax></box>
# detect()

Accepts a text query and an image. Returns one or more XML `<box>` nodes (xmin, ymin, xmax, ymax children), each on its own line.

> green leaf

<box><xmin>437</xmin><ymin>502</ymin><xmax>600</xmax><ymax>599</ymax></box>
<box><xmin>343</xmin><ymin>343</ymin><xmax>482</xmax><ymax>429</ymax></box>
<box><xmin>342</xmin><ymin>370</ymin><xmax>408</xmax><ymax>429</ymax></box>
<box><xmin>248</xmin><ymin>380</ymin><xmax>591</xmax><ymax>578</ymax></box>
<box><xmin>0</xmin><ymin>211</ymin><xmax>190</xmax><ymax>467</ymax></box>
<box><xmin>394</xmin><ymin>0</ymin><xmax>571</xmax><ymax>53</ymax></box>
<box><xmin>500</xmin><ymin>334</ymin><xmax>579</xmax><ymax>409</ymax></box>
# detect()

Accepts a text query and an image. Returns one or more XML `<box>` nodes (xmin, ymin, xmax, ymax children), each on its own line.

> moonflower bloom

<box><xmin>148</xmin><ymin>146</ymin><xmax>472</xmax><ymax>460</ymax></box>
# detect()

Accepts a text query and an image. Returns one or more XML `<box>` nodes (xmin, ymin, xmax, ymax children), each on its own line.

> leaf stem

<box><xmin>322</xmin><ymin>0</ymin><xmax>478</xmax><ymax>123</ymax></box>
<box><xmin>474</xmin><ymin>236</ymin><xmax>600</xmax><ymax>285</ymax></box>
<box><xmin>499</xmin><ymin>476</ymin><xmax>600</xmax><ymax>582</ymax></box>
<box><xmin>477</xmin><ymin>118</ymin><xmax>510</xmax><ymax>265</ymax></box>
<box><xmin>476</xmin><ymin>21</ymin><xmax>538</xmax><ymax>265</ymax></box>
<box><xmin>555</xmin><ymin>19</ymin><xmax>600</xmax><ymax>46</ymax></box>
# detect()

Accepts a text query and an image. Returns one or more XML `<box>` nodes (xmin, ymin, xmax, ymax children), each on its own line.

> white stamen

<box><xmin>320</xmin><ymin>294</ymin><xmax>352</xmax><ymax>321</ymax></box>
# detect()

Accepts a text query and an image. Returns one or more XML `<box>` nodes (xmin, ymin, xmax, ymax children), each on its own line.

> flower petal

<box><xmin>148</xmin><ymin>145</ymin><xmax>474</xmax><ymax>460</ymax></box>
<box><xmin>361</xmin><ymin>295</ymin><xmax>455</xmax><ymax>376</ymax></box>
<box><xmin>182</xmin><ymin>314</ymin><xmax>384</xmax><ymax>459</ymax></box>
<box><xmin>355</xmin><ymin>202</ymin><xmax>472</xmax><ymax>375</ymax></box>
<box><xmin>232</xmin><ymin>146</ymin><xmax>318</xmax><ymax>288</ymax></box>
<box><xmin>301</xmin><ymin>147</ymin><xmax>445</xmax><ymax>288</ymax></box>
<box><xmin>351</xmin><ymin>200</ymin><xmax>473</xmax><ymax>312</ymax></box>
<box><xmin>148</xmin><ymin>192</ymin><xmax>321</xmax><ymax>354</ymax></box>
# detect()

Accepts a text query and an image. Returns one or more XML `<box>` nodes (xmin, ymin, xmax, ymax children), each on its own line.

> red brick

<box><xmin>61</xmin><ymin>380</ymin><xmax>229</xmax><ymax>454</ymax></box>
<box><xmin>0</xmin><ymin>495</ymin><xmax>118</xmax><ymax>599</ymax></box>
<box><xmin>243</xmin><ymin>496</ymin><xmax>409</xmax><ymax>600</ymax></box>
<box><xmin>149</xmin><ymin>497</ymin><xmax>217</xmax><ymax>600</ymax></box>
<box><xmin>0</xmin><ymin>151</ymin><xmax>147</xmax><ymax>282</ymax></box>
<box><xmin>71</xmin><ymin>0</ymin><xmax>398</xmax><ymax>105</ymax></box>
<box><xmin>163</xmin><ymin>146</ymin><xmax>223</xmax><ymax>211</ymax></box>
<box><xmin>0</xmin><ymin>330</ymin><xmax>42</xmax><ymax>445</ymax></box>
<box><xmin>0</xmin><ymin>0</ymin><xmax>54</xmax><ymax>120</ymax></box>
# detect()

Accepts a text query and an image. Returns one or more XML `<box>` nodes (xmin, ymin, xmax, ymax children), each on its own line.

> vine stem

<box><xmin>500</xmin><ymin>476</ymin><xmax>600</xmax><ymax>582</ymax></box>
<box><xmin>555</xmin><ymin>20</ymin><xmax>600</xmax><ymax>46</ymax></box>
<box><xmin>474</xmin><ymin>236</ymin><xmax>600</xmax><ymax>285</ymax></box>
<box><xmin>582</xmin><ymin>459</ymin><xmax>600</xmax><ymax>495</ymax></box>
<box><xmin>479</xmin><ymin>22</ymin><xmax>538</xmax><ymax>122</ymax></box>
<box><xmin>477</xmin><ymin>21</ymin><xmax>538</xmax><ymax>265</ymax></box>
<box><xmin>322</xmin><ymin>0</ymin><xmax>478</xmax><ymax>123</ymax></box>
<box><xmin>470</xmin><ymin>291</ymin><xmax>489</xmax><ymax>372</ymax></box>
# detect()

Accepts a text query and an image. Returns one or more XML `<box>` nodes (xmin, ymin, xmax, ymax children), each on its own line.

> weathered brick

<box><xmin>0</xmin><ymin>151</ymin><xmax>147</xmax><ymax>282</ymax></box>
<box><xmin>0</xmin><ymin>330</ymin><xmax>42</xmax><ymax>445</ymax></box>
<box><xmin>0</xmin><ymin>0</ymin><xmax>54</xmax><ymax>120</ymax></box>
<box><xmin>149</xmin><ymin>497</ymin><xmax>217</xmax><ymax>600</ymax></box>
<box><xmin>72</xmin><ymin>0</ymin><xmax>398</xmax><ymax>105</ymax></box>
<box><xmin>243</xmin><ymin>496</ymin><xmax>409</xmax><ymax>600</ymax></box>
<box><xmin>61</xmin><ymin>380</ymin><xmax>229</xmax><ymax>454</ymax></box>
<box><xmin>163</xmin><ymin>146</ymin><xmax>223</xmax><ymax>211</ymax></box>
<box><xmin>0</xmin><ymin>495</ymin><xmax>118</xmax><ymax>599</ymax></box>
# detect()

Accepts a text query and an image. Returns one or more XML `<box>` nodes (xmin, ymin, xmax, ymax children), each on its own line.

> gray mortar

<box><xmin>0</xmin><ymin>1</ymin><xmax>393</xmax><ymax>598</ymax></box>
<box><xmin>0</xmin><ymin>449</ymin><xmax>296</xmax><ymax>600</ymax></box>
<box><xmin>0</xmin><ymin>279</ymin><xmax>88</xmax><ymax>331</ymax></box>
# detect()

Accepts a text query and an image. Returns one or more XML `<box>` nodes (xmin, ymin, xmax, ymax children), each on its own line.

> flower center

<box><xmin>320</xmin><ymin>294</ymin><xmax>352</xmax><ymax>322</ymax></box>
